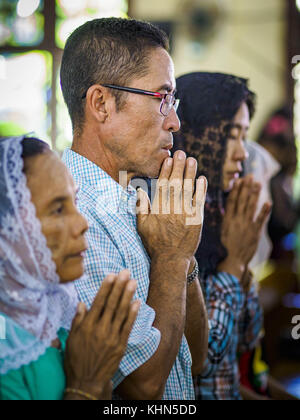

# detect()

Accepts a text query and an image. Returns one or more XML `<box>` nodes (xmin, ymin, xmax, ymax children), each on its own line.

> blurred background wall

<box><xmin>132</xmin><ymin>0</ymin><xmax>286</xmax><ymax>142</ymax></box>
<box><xmin>0</xmin><ymin>0</ymin><xmax>299</xmax><ymax>151</ymax></box>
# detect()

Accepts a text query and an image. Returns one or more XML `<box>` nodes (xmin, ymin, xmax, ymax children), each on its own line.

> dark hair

<box><xmin>174</xmin><ymin>72</ymin><xmax>257</xmax><ymax>276</ymax></box>
<box><xmin>175</xmin><ymin>72</ymin><xmax>256</xmax><ymax>141</ymax></box>
<box><xmin>60</xmin><ymin>17</ymin><xmax>169</xmax><ymax>136</ymax></box>
<box><xmin>21</xmin><ymin>137</ymin><xmax>50</xmax><ymax>173</ymax></box>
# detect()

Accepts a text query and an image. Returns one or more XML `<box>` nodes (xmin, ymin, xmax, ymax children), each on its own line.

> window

<box><xmin>0</xmin><ymin>0</ymin><xmax>129</xmax><ymax>151</ymax></box>
<box><xmin>0</xmin><ymin>0</ymin><xmax>44</xmax><ymax>47</ymax></box>
<box><xmin>56</xmin><ymin>0</ymin><xmax>128</xmax><ymax>49</ymax></box>
<box><xmin>0</xmin><ymin>51</ymin><xmax>52</xmax><ymax>141</ymax></box>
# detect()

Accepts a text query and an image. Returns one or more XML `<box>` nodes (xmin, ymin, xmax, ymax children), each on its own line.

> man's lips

<box><xmin>161</xmin><ymin>144</ymin><xmax>173</xmax><ymax>157</ymax></box>
<box><xmin>162</xmin><ymin>143</ymin><xmax>173</xmax><ymax>151</ymax></box>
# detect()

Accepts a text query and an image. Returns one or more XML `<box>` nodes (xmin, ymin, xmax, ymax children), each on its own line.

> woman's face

<box><xmin>223</xmin><ymin>102</ymin><xmax>250</xmax><ymax>191</ymax></box>
<box><xmin>25</xmin><ymin>151</ymin><xmax>88</xmax><ymax>283</ymax></box>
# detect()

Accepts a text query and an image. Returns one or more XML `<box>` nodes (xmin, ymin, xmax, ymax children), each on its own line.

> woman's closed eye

<box><xmin>52</xmin><ymin>203</ymin><xmax>65</xmax><ymax>216</ymax></box>
<box><xmin>50</xmin><ymin>196</ymin><xmax>78</xmax><ymax>216</ymax></box>
<box><xmin>229</xmin><ymin>130</ymin><xmax>247</xmax><ymax>142</ymax></box>
<box><xmin>48</xmin><ymin>196</ymin><xmax>70</xmax><ymax>216</ymax></box>
<box><xmin>229</xmin><ymin>128</ymin><xmax>239</xmax><ymax>140</ymax></box>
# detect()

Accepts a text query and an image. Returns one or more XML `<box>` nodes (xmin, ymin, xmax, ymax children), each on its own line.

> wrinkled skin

<box><xmin>25</xmin><ymin>152</ymin><xmax>140</xmax><ymax>400</ymax></box>
<box><xmin>25</xmin><ymin>151</ymin><xmax>88</xmax><ymax>283</ymax></box>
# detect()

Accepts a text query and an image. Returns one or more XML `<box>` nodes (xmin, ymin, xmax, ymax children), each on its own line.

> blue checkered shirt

<box><xmin>62</xmin><ymin>149</ymin><xmax>194</xmax><ymax>400</ymax></box>
<box><xmin>194</xmin><ymin>272</ymin><xmax>262</xmax><ymax>400</ymax></box>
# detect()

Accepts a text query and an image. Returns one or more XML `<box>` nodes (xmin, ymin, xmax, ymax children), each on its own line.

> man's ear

<box><xmin>85</xmin><ymin>84</ymin><xmax>112</xmax><ymax>124</ymax></box>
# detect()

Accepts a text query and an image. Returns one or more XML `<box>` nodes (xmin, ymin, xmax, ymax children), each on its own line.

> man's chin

<box><xmin>131</xmin><ymin>155</ymin><xmax>168</xmax><ymax>179</ymax></box>
<box><xmin>135</xmin><ymin>164</ymin><xmax>162</xmax><ymax>180</ymax></box>
<box><xmin>151</xmin><ymin>157</ymin><xmax>169</xmax><ymax>178</ymax></box>
<box><xmin>147</xmin><ymin>168</ymin><xmax>161</xmax><ymax>179</ymax></box>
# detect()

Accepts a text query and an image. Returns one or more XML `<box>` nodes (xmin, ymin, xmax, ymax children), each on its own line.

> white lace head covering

<box><xmin>0</xmin><ymin>136</ymin><xmax>78</xmax><ymax>375</ymax></box>
<box><xmin>244</xmin><ymin>140</ymin><xmax>281</xmax><ymax>269</ymax></box>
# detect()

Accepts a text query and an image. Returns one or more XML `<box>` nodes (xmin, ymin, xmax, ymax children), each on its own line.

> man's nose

<box><xmin>164</xmin><ymin>108</ymin><xmax>181</xmax><ymax>133</ymax></box>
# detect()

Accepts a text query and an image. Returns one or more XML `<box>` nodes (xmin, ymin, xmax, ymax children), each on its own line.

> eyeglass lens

<box><xmin>161</xmin><ymin>94</ymin><xmax>179</xmax><ymax>116</ymax></box>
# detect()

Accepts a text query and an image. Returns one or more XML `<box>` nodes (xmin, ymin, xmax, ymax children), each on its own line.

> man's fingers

<box><xmin>168</xmin><ymin>151</ymin><xmax>186</xmax><ymax>213</ymax></box>
<box><xmin>152</xmin><ymin>158</ymin><xmax>173</xmax><ymax>214</ymax></box>
<box><xmin>111</xmin><ymin>279</ymin><xmax>137</xmax><ymax>335</ymax></box>
<box><xmin>184</xmin><ymin>158</ymin><xmax>197</xmax><ymax>182</ymax></box>
<box><xmin>152</xmin><ymin>178</ymin><xmax>169</xmax><ymax>215</ymax></box>
<box><xmin>192</xmin><ymin>176</ymin><xmax>207</xmax><ymax>209</ymax></box>
<box><xmin>188</xmin><ymin>177</ymin><xmax>207</xmax><ymax>227</ymax></box>
<box><xmin>169</xmin><ymin>151</ymin><xmax>186</xmax><ymax>182</ymax></box>
<box><xmin>157</xmin><ymin>157</ymin><xmax>173</xmax><ymax>182</ymax></box>
<box><xmin>183</xmin><ymin>158</ymin><xmax>197</xmax><ymax>213</ymax></box>
<box><xmin>120</xmin><ymin>300</ymin><xmax>141</xmax><ymax>345</ymax></box>
<box><xmin>85</xmin><ymin>274</ymin><xmax>116</xmax><ymax>324</ymax></box>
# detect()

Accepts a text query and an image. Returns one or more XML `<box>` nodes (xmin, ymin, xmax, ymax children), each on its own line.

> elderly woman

<box><xmin>174</xmin><ymin>72</ymin><xmax>271</xmax><ymax>400</ymax></box>
<box><xmin>0</xmin><ymin>136</ymin><xmax>140</xmax><ymax>400</ymax></box>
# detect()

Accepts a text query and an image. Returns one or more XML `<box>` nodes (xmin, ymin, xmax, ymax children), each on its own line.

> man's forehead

<box><xmin>145</xmin><ymin>48</ymin><xmax>176</xmax><ymax>91</ymax></box>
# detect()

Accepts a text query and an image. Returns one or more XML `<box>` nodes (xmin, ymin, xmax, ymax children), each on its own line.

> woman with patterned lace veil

<box><xmin>0</xmin><ymin>136</ymin><xmax>140</xmax><ymax>400</ymax></box>
<box><xmin>174</xmin><ymin>72</ymin><xmax>271</xmax><ymax>400</ymax></box>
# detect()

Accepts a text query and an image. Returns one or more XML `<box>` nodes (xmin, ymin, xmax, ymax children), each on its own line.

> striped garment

<box><xmin>194</xmin><ymin>272</ymin><xmax>263</xmax><ymax>400</ymax></box>
<box><xmin>62</xmin><ymin>149</ymin><xmax>195</xmax><ymax>400</ymax></box>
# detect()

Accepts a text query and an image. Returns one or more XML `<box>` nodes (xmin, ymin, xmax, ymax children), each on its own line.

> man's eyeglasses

<box><xmin>82</xmin><ymin>84</ymin><xmax>180</xmax><ymax>117</ymax></box>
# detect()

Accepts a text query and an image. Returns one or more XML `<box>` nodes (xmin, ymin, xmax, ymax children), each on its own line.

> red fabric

<box><xmin>239</xmin><ymin>351</ymin><xmax>255</xmax><ymax>391</ymax></box>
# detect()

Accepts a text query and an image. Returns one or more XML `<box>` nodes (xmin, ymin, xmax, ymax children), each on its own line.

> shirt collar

<box><xmin>62</xmin><ymin>148</ymin><xmax>137</xmax><ymax>214</ymax></box>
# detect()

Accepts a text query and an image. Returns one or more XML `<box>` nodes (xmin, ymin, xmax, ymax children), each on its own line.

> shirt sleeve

<box><xmin>237</xmin><ymin>282</ymin><xmax>263</xmax><ymax>354</ymax></box>
<box><xmin>74</xmin><ymin>209</ymin><xmax>161</xmax><ymax>389</ymax></box>
<box><xmin>200</xmin><ymin>272</ymin><xmax>244</xmax><ymax>378</ymax></box>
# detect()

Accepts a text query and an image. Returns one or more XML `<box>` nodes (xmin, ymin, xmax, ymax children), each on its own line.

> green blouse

<box><xmin>0</xmin><ymin>329</ymin><xmax>68</xmax><ymax>401</ymax></box>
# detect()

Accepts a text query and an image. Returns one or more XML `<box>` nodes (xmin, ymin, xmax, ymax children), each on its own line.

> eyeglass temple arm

<box><xmin>102</xmin><ymin>84</ymin><xmax>163</xmax><ymax>97</ymax></box>
<box><xmin>82</xmin><ymin>84</ymin><xmax>167</xmax><ymax>99</ymax></box>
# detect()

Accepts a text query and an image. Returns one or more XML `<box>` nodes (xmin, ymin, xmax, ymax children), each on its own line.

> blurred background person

<box><xmin>240</xmin><ymin>139</ymin><xmax>298</xmax><ymax>400</ymax></box>
<box><xmin>244</xmin><ymin>140</ymin><xmax>281</xmax><ymax>274</ymax></box>
<box><xmin>254</xmin><ymin>107</ymin><xmax>300</xmax><ymax>398</ymax></box>
<box><xmin>257</xmin><ymin>107</ymin><xmax>300</xmax><ymax>264</ymax></box>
